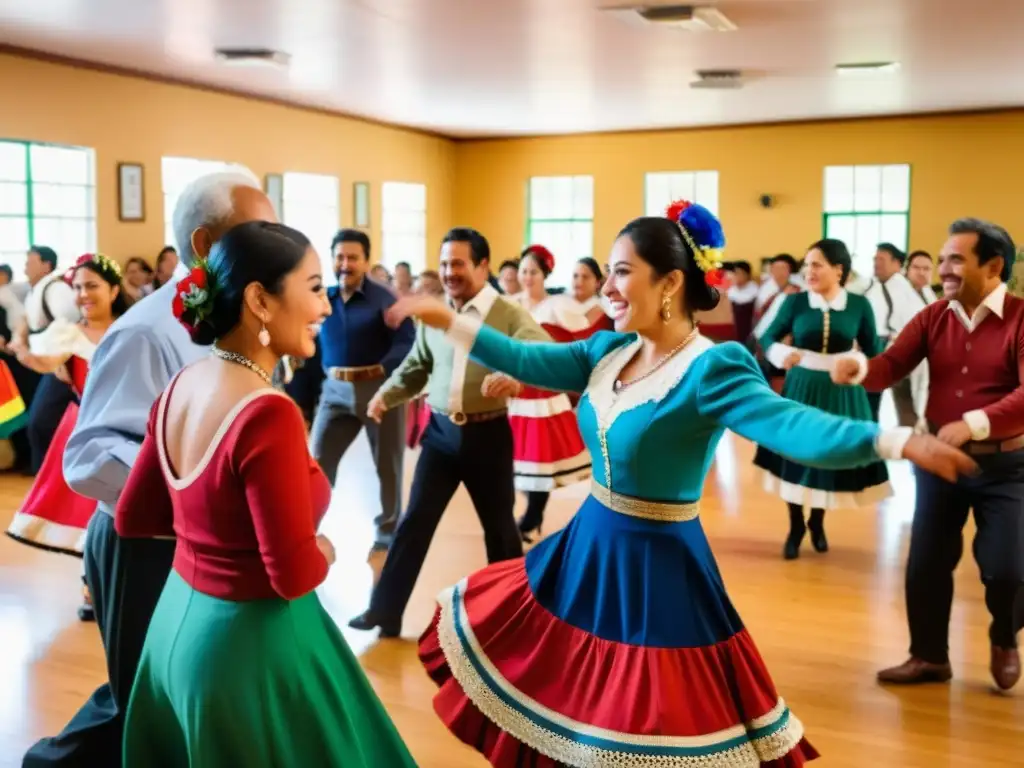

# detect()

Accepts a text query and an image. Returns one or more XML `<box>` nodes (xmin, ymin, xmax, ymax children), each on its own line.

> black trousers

<box><xmin>369</xmin><ymin>413</ymin><xmax>523</xmax><ymax>620</ymax></box>
<box><xmin>906</xmin><ymin>450</ymin><xmax>1024</xmax><ymax>664</ymax></box>
<box><xmin>26</xmin><ymin>373</ymin><xmax>74</xmax><ymax>473</ymax></box>
<box><xmin>24</xmin><ymin>513</ymin><xmax>175</xmax><ymax>767</ymax></box>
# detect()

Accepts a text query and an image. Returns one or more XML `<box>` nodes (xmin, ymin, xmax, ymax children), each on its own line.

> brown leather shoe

<box><xmin>877</xmin><ymin>657</ymin><xmax>953</xmax><ymax>685</ymax></box>
<box><xmin>990</xmin><ymin>646</ymin><xmax>1021</xmax><ymax>691</ymax></box>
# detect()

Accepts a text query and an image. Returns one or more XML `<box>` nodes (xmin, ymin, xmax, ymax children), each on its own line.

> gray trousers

<box><xmin>310</xmin><ymin>378</ymin><xmax>405</xmax><ymax>547</ymax></box>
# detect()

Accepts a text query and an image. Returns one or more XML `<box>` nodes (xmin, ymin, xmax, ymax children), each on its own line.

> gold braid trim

<box><xmin>435</xmin><ymin>585</ymin><xmax>807</xmax><ymax>768</ymax></box>
<box><xmin>590</xmin><ymin>480</ymin><xmax>700</xmax><ymax>523</ymax></box>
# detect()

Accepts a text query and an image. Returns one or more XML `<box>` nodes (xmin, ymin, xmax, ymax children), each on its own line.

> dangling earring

<box><xmin>661</xmin><ymin>294</ymin><xmax>672</xmax><ymax>323</ymax></box>
<box><xmin>258</xmin><ymin>321</ymin><xmax>271</xmax><ymax>347</ymax></box>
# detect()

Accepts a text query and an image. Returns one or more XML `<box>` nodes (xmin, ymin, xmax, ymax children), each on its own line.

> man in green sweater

<box><xmin>349</xmin><ymin>227</ymin><xmax>550</xmax><ymax>637</ymax></box>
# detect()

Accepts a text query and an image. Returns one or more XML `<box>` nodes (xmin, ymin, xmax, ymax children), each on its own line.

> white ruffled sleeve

<box><xmin>29</xmin><ymin>318</ymin><xmax>97</xmax><ymax>361</ymax></box>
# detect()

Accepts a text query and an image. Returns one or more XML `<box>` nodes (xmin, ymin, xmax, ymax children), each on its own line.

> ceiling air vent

<box><xmin>214</xmin><ymin>48</ymin><xmax>291</xmax><ymax>69</ymax></box>
<box><xmin>690</xmin><ymin>69</ymin><xmax>744</xmax><ymax>89</ymax></box>
<box><xmin>599</xmin><ymin>4</ymin><xmax>738</xmax><ymax>32</ymax></box>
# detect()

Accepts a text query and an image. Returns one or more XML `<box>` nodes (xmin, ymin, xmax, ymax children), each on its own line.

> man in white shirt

<box><xmin>862</xmin><ymin>243</ymin><xmax>927</xmax><ymax>426</ymax></box>
<box><xmin>8</xmin><ymin>246</ymin><xmax>80</xmax><ymax>472</ymax></box>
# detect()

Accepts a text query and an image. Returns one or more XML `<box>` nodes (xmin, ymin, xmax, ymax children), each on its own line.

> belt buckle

<box><xmin>449</xmin><ymin>411</ymin><xmax>467</xmax><ymax>426</ymax></box>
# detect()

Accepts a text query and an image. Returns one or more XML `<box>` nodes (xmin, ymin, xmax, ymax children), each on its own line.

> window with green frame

<box><xmin>823</xmin><ymin>164</ymin><xmax>910</xmax><ymax>277</ymax></box>
<box><xmin>525</xmin><ymin>175</ymin><xmax>593</xmax><ymax>288</ymax></box>
<box><xmin>0</xmin><ymin>140</ymin><xmax>97</xmax><ymax>271</ymax></box>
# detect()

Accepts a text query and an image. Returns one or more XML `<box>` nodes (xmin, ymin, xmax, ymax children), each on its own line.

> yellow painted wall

<box><xmin>453</xmin><ymin>111</ymin><xmax>1024</xmax><ymax>269</ymax></box>
<box><xmin>0</xmin><ymin>53</ymin><xmax>455</xmax><ymax>265</ymax></box>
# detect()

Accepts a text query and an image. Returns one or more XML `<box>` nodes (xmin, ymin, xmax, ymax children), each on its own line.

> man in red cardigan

<box><xmin>834</xmin><ymin>217</ymin><xmax>1023</xmax><ymax>691</ymax></box>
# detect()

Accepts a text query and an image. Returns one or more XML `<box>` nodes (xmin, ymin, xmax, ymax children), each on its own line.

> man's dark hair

<box><xmin>498</xmin><ymin>259</ymin><xmax>520</xmax><ymax>272</ymax></box>
<box><xmin>394</xmin><ymin>261</ymin><xmax>411</xmax><ymax>271</ymax></box>
<box><xmin>727</xmin><ymin>260</ymin><xmax>752</xmax><ymax>275</ymax></box>
<box><xmin>771</xmin><ymin>253</ymin><xmax>798</xmax><ymax>273</ymax></box>
<box><xmin>0</xmin><ymin>265</ymin><xmax>12</xmax><ymax>282</ymax></box>
<box><xmin>441</xmin><ymin>227</ymin><xmax>490</xmax><ymax>266</ymax></box>
<box><xmin>876</xmin><ymin>242</ymin><xmax>907</xmax><ymax>266</ymax></box>
<box><xmin>30</xmin><ymin>246</ymin><xmax>59</xmax><ymax>273</ymax></box>
<box><xmin>330</xmin><ymin>229</ymin><xmax>371</xmax><ymax>260</ymax></box>
<box><xmin>949</xmin><ymin>218</ymin><xmax>1016</xmax><ymax>282</ymax></box>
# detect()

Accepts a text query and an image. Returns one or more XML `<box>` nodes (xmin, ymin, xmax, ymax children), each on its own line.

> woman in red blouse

<box><xmin>115</xmin><ymin>222</ymin><xmax>415</xmax><ymax>767</ymax></box>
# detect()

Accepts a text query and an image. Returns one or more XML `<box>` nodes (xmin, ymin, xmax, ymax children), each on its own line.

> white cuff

<box><xmin>765</xmin><ymin>342</ymin><xmax>795</xmax><ymax>370</ymax></box>
<box><xmin>875</xmin><ymin>427</ymin><xmax>913</xmax><ymax>461</ymax></box>
<box><xmin>445</xmin><ymin>313</ymin><xmax>484</xmax><ymax>351</ymax></box>
<box><xmin>844</xmin><ymin>351</ymin><xmax>869</xmax><ymax>386</ymax></box>
<box><xmin>962</xmin><ymin>409</ymin><xmax>991</xmax><ymax>441</ymax></box>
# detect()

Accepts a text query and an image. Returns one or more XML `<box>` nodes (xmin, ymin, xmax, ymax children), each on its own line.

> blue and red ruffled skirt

<box><xmin>420</xmin><ymin>493</ymin><xmax>818</xmax><ymax>767</ymax></box>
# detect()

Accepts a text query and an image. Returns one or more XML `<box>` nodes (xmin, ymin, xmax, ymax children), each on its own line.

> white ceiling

<box><xmin>2</xmin><ymin>0</ymin><xmax>1024</xmax><ymax>138</ymax></box>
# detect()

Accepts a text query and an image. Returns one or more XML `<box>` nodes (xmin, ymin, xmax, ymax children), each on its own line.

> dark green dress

<box><xmin>753</xmin><ymin>290</ymin><xmax>891</xmax><ymax>509</ymax></box>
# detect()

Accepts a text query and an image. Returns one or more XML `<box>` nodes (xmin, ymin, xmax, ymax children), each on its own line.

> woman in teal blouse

<box><xmin>755</xmin><ymin>239</ymin><xmax>889</xmax><ymax>560</ymax></box>
<box><xmin>387</xmin><ymin>205</ymin><xmax>975</xmax><ymax>768</ymax></box>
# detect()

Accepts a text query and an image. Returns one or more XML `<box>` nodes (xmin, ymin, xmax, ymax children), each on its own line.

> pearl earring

<box><xmin>258</xmin><ymin>322</ymin><xmax>271</xmax><ymax>347</ymax></box>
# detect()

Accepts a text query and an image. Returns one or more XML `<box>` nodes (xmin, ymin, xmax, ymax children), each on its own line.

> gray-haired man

<box><xmin>23</xmin><ymin>170</ymin><xmax>276</xmax><ymax>767</ymax></box>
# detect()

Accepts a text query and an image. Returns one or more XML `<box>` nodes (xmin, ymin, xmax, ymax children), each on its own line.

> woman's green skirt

<box><xmin>753</xmin><ymin>367</ymin><xmax>891</xmax><ymax>508</ymax></box>
<box><xmin>125</xmin><ymin>570</ymin><xmax>417</xmax><ymax>767</ymax></box>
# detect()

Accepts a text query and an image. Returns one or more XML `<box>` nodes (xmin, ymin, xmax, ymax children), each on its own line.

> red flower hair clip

<box><xmin>172</xmin><ymin>262</ymin><xmax>215</xmax><ymax>335</ymax></box>
<box><xmin>522</xmin><ymin>245</ymin><xmax>556</xmax><ymax>275</ymax></box>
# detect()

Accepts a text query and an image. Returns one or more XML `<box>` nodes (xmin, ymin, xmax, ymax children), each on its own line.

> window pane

<box><xmin>0</xmin><ymin>143</ymin><xmax>27</xmax><ymax>182</ymax></box>
<box><xmin>824</xmin><ymin>214</ymin><xmax>855</xmax><ymax>249</ymax></box>
<box><xmin>284</xmin><ymin>172</ymin><xmax>340</xmax><ymax>205</ymax></box>
<box><xmin>823</xmin><ymin>166</ymin><xmax>854</xmax><ymax>213</ymax></box>
<box><xmin>31</xmin><ymin>183</ymin><xmax>92</xmax><ymax>218</ymax></box>
<box><xmin>644</xmin><ymin>173</ymin><xmax>669</xmax><ymax>216</ymax></box>
<box><xmin>0</xmin><ymin>182</ymin><xmax>27</xmax><ymax>215</ymax></box>
<box><xmin>669</xmin><ymin>173</ymin><xmax>696</xmax><ymax>204</ymax></box>
<box><xmin>34</xmin><ymin>217</ymin><xmax>94</xmax><ymax>266</ymax></box>
<box><xmin>694</xmin><ymin>171</ymin><xmax>719</xmax><ymax>215</ymax></box>
<box><xmin>852</xmin><ymin>215</ymin><xmax>882</xmax><ymax>274</ymax></box>
<box><xmin>0</xmin><ymin>218</ymin><xmax>30</xmax><ymax>254</ymax></box>
<box><xmin>381</xmin><ymin>182</ymin><xmax>427</xmax><ymax>273</ymax></box>
<box><xmin>571</xmin><ymin>176</ymin><xmax>593</xmax><ymax>219</ymax></box>
<box><xmin>881</xmin><ymin>164</ymin><xmax>910</xmax><ymax>212</ymax></box>
<box><xmin>29</xmin><ymin>144</ymin><xmax>94</xmax><ymax>185</ymax></box>
<box><xmin>853</xmin><ymin>165</ymin><xmax>882</xmax><ymax>212</ymax></box>
<box><xmin>879</xmin><ymin>214</ymin><xmax>908</xmax><ymax>251</ymax></box>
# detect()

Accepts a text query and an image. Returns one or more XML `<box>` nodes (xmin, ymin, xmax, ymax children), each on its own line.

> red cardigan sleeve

<box><xmin>981</xmin><ymin>316</ymin><xmax>1024</xmax><ymax>439</ymax></box>
<box><xmin>115</xmin><ymin>399</ymin><xmax>175</xmax><ymax>539</ymax></box>
<box><xmin>862</xmin><ymin>306</ymin><xmax>930</xmax><ymax>392</ymax></box>
<box><xmin>233</xmin><ymin>394</ymin><xmax>329</xmax><ymax>600</ymax></box>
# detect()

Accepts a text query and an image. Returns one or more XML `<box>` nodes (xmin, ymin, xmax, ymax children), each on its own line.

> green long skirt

<box><xmin>753</xmin><ymin>367</ymin><xmax>890</xmax><ymax>503</ymax></box>
<box><xmin>125</xmin><ymin>570</ymin><xmax>417</xmax><ymax>767</ymax></box>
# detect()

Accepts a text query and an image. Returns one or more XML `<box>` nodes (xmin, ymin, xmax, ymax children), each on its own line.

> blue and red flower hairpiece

<box><xmin>665</xmin><ymin>200</ymin><xmax>727</xmax><ymax>287</ymax></box>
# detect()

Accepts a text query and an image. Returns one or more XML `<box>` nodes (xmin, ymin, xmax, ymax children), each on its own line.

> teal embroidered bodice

<box><xmin>464</xmin><ymin>327</ymin><xmax>882</xmax><ymax>503</ymax></box>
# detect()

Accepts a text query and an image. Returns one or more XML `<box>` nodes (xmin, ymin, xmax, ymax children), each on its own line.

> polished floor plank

<box><xmin>0</xmin><ymin>424</ymin><xmax>1021</xmax><ymax>767</ymax></box>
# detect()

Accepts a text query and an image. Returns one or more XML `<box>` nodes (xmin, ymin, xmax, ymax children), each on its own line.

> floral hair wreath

<box><xmin>521</xmin><ymin>244</ymin><xmax>556</xmax><ymax>275</ymax></box>
<box><xmin>665</xmin><ymin>200</ymin><xmax>727</xmax><ymax>288</ymax></box>
<box><xmin>172</xmin><ymin>261</ymin><xmax>217</xmax><ymax>336</ymax></box>
<box><xmin>63</xmin><ymin>253</ymin><xmax>123</xmax><ymax>286</ymax></box>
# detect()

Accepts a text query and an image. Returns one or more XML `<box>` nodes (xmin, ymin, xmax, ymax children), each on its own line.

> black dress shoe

<box><xmin>808</xmin><ymin>522</ymin><xmax>829</xmax><ymax>553</ymax></box>
<box><xmin>348</xmin><ymin>611</ymin><xmax>401</xmax><ymax>638</ymax></box>
<box><xmin>783</xmin><ymin>527</ymin><xmax>805</xmax><ymax>560</ymax></box>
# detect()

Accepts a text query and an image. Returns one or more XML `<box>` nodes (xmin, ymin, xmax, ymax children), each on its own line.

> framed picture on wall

<box><xmin>117</xmin><ymin>162</ymin><xmax>145</xmax><ymax>222</ymax></box>
<box><xmin>265</xmin><ymin>173</ymin><xmax>284</xmax><ymax>219</ymax></box>
<box><xmin>354</xmin><ymin>181</ymin><xmax>370</xmax><ymax>228</ymax></box>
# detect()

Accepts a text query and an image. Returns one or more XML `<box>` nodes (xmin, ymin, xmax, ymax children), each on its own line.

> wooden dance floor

<box><xmin>1</xmin><ymin>422</ymin><xmax>1021</xmax><ymax>766</ymax></box>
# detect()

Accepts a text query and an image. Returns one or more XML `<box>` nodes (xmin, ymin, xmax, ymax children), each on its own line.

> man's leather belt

<box><xmin>326</xmin><ymin>364</ymin><xmax>384</xmax><ymax>382</ymax></box>
<box><xmin>431</xmin><ymin>407</ymin><xmax>507</xmax><ymax>426</ymax></box>
<box><xmin>964</xmin><ymin>433</ymin><xmax>1024</xmax><ymax>456</ymax></box>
